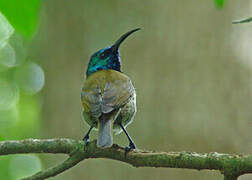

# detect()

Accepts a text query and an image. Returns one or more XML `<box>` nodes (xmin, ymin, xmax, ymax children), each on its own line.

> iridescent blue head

<box><xmin>86</xmin><ymin>28</ymin><xmax>141</xmax><ymax>77</ymax></box>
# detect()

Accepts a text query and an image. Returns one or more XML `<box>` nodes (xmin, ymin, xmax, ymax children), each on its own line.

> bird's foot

<box><xmin>125</xmin><ymin>142</ymin><xmax>136</xmax><ymax>152</ymax></box>
<box><xmin>83</xmin><ymin>136</ymin><xmax>90</xmax><ymax>146</ymax></box>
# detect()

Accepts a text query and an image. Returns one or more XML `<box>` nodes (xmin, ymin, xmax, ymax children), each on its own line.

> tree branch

<box><xmin>22</xmin><ymin>148</ymin><xmax>86</xmax><ymax>180</ymax></box>
<box><xmin>0</xmin><ymin>139</ymin><xmax>251</xmax><ymax>180</ymax></box>
<box><xmin>232</xmin><ymin>17</ymin><xmax>252</xmax><ymax>24</ymax></box>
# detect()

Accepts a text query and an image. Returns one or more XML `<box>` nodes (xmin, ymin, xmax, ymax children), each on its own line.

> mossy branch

<box><xmin>0</xmin><ymin>139</ymin><xmax>251</xmax><ymax>180</ymax></box>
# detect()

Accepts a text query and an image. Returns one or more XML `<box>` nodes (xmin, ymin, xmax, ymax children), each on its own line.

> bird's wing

<box><xmin>102</xmin><ymin>79</ymin><xmax>135</xmax><ymax>113</ymax></box>
<box><xmin>81</xmin><ymin>86</ymin><xmax>102</xmax><ymax>118</ymax></box>
<box><xmin>81</xmin><ymin>70</ymin><xmax>135</xmax><ymax>118</ymax></box>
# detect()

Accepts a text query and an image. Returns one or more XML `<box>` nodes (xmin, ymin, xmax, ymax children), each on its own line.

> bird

<box><xmin>81</xmin><ymin>28</ymin><xmax>140</xmax><ymax>151</ymax></box>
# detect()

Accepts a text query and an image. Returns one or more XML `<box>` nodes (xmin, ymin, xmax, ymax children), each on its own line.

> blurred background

<box><xmin>0</xmin><ymin>0</ymin><xmax>252</xmax><ymax>179</ymax></box>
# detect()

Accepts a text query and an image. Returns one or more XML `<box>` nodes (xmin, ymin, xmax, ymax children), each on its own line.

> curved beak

<box><xmin>111</xmin><ymin>28</ymin><xmax>141</xmax><ymax>53</ymax></box>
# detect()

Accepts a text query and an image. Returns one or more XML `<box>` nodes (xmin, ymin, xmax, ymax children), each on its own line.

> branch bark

<box><xmin>0</xmin><ymin>139</ymin><xmax>251</xmax><ymax>180</ymax></box>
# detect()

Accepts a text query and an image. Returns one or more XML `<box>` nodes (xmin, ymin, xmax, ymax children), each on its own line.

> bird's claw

<box><xmin>125</xmin><ymin>142</ymin><xmax>136</xmax><ymax>152</ymax></box>
<box><xmin>83</xmin><ymin>137</ymin><xmax>90</xmax><ymax>146</ymax></box>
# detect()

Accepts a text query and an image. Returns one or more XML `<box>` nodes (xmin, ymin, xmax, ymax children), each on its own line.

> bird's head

<box><xmin>86</xmin><ymin>28</ymin><xmax>140</xmax><ymax>77</ymax></box>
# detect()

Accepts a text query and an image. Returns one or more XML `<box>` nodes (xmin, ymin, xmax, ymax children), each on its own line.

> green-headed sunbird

<box><xmin>81</xmin><ymin>28</ymin><xmax>140</xmax><ymax>150</ymax></box>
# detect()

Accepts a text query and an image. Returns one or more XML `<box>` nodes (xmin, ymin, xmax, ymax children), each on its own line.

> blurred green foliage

<box><xmin>0</xmin><ymin>0</ymin><xmax>41</xmax><ymax>39</ymax></box>
<box><xmin>0</xmin><ymin>2</ymin><xmax>43</xmax><ymax>178</ymax></box>
<box><xmin>214</xmin><ymin>0</ymin><xmax>226</xmax><ymax>8</ymax></box>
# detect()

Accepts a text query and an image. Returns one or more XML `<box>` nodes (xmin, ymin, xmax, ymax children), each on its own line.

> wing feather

<box><xmin>81</xmin><ymin>70</ymin><xmax>135</xmax><ymax>119</ymax></box>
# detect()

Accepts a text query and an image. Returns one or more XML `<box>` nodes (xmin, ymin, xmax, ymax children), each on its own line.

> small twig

<box><xmin>232</xmin><ymin>17</ymin><xmax>252</xmax><ymax>24</ymax></box>
<box><xmin>22</xmin><ymin>147</ymin><xmax>86</xmax><ymax>180</ymax></box>
<box><xmin>0</xmin><ymin>139</ymin><xmax>252</xmax><ymax>180</ymax></box>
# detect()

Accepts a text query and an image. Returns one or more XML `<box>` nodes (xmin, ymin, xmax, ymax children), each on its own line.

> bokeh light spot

<box><xmin>0</xmin><ymin>79</ymin><xmax>19</xmax><ymax>110</ymax></box>
<box><xmin>8</xmin><ymin>33</ymin><xmax>27</xmax><ymax>66</ymax></box>
<box><xmin>9</xmin><ymin>155</ymin><xmax>42</xmax><ymax>179</ymax></box>
<box><xmin>14</xmin><ymin>62</ymin><xmax>45</xmax><ymax>94</ymax></box>
<box><xmin>0</xmin><ymin>43</ymin><xmax>16</xmax><ymax>69</ymax></box>
<box><xmin>0</xmin><ymin>12</ymin><xmax>14</xmax><ymax>48</ymax></box>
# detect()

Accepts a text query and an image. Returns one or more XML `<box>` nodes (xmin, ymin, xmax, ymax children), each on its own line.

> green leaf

<box><xmin>214</xmin><ymin>0</ymin><xmax>226</xmax><ymax>8</ymax></box>
<box><xmin>0</xmin><ymin>0</ymin><xmax>41</xmax><ymax>39</ymax></box>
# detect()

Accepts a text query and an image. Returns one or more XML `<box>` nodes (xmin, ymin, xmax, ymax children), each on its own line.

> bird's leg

<box><xmin>119</xmin><ymin>124</ymin><xmax>136</xmax><ymax>151</ymax></box>
<box><xmin>82</xmin><ymin>126</ymin><xmax>93</xmax><ymax>145</ymax></box>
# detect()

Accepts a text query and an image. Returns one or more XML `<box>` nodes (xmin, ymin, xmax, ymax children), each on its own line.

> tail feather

<box><xmin>97</xmin><ymin>109</ymin><xmax>120</xmax><ymax>148</ymax></box>
<box><xmin>97</xmin><ymin>119</ymin><xmax>113</xmax><ymax>148</ymax></box>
